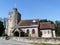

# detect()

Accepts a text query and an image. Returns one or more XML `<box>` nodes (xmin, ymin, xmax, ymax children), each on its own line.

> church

<box><xmin>5</xmin><ymin>7</ymin><xmax>56</xmax><ymax>37</ymax></box>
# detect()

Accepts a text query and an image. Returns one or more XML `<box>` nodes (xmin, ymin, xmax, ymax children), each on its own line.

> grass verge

<box><xmin>32</xmin><ymin>42</ymin><xmax>60</xmax><ymax>45</ymax></box>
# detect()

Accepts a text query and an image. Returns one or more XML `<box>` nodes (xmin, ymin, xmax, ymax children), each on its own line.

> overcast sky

<box><xmin>0</xmin><ymin>0</ymin><xmax>60</xmax><ymax>21</ymax></box>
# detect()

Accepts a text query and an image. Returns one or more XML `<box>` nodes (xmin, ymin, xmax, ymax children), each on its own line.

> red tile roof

<box><xmin>40</xmin><ymin>22</ymin><xmax>55</xmax><ymax>30</ymax></box>
<box><xmin>16</xmin><ymin>19</ymin><xmax>39</xmax><ymax>26</ymax></box>
<box><xmin>16</xmin><ymin>19</ymin><xmax>55</xmax><ymax>30</ymax></box>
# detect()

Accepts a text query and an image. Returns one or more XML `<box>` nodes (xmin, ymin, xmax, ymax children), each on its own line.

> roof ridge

<box><xmin>21</xmin><ymin>19</ymin><xmax>39</xmax><ymax>21</ymax></box>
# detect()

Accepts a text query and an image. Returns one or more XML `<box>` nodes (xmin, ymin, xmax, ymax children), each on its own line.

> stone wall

<box><xmin>10</xmin><ymin>37</ymin><xmax>60</xmax><ymax>44</ymax></box>
<box><xmin>40</xmin><ymin>30</ymin><xmax>52</xmax><ymax>37</ymax></box>
<box><xmin>21</xmin><ymin>27</ymin><xmax>39</xmax><ymax>37</ymax></box>
<box><xmin>1</xmin><ymin>37</ymin><xmax>60</xmax><ymax>44</ymax></box>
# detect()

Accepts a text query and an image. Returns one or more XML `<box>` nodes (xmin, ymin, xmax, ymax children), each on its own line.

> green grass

<box><xmin>32</xmin><ymin>43</ymin><xmax>60</xmax><ymax>45</ymax></box>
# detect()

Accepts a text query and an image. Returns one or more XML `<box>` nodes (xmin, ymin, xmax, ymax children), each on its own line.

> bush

<box><xmin>6</xmin><ymin>36</ymin><xmax>11</xmax><ymax>40</ymax></box>
<box><xmin>24</xmin><ymin>33</ymin><xmax>28</xmax><ymax>37</ymax></box>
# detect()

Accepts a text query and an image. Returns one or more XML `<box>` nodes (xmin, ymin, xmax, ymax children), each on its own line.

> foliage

<box><xmin>24</xmin><ymin>33</ymin><xmax>28</xmax><ymax>37</ymax></box>
<box><xmin>55</xmin><ymin>26</ymin><xmax>60</xmax><ymax>37</ymax></box>
<box><xmin>40</xmin><ymin>19</ymin><xmax>48</xmax><ymax>22</ymax></box>
<box><xmin>55</xmin><ymin>21</ymin><xmax>60</xmax><ymax>37</ymax></box>
<box><xmin>6</xmin><ymin>36</ymin><xmax>11</xmax><ymax>40</ymax></box>
<box><xmin>32</xmin><ymin>43</ymin><xmax>60</xmax><ymax>45</ymax></box>
<box><xmin>40</xmin><ymin>19</ymin><xmax>54</xmax><ymax>24</ymax></box>
<box><xmin>0</xmin><ymin>21</ymin><xmax>5</xmax><ymax>36</ymax></box>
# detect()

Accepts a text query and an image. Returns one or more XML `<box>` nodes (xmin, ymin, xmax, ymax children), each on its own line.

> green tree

<box><xmin>55</xmin><ymin>21</ymin><xmax>60</xmax><ymax>36</ymax></box>
<box><xmin>0</xmin><ymin>21</ymin><xmax>5</xmax><ymax>36</ymax></box>
<box><xmin>40</xmin><ymin>19</ymin><xmax>48</xmax><ymax>22</ymax></box>
<box><xmin>40</xmin><ymin>19</ymin><xmax>54</xmax><ymax>24</ymax></box>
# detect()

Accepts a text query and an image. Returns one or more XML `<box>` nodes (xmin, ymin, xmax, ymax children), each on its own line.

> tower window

<box><xmin>9</xmin><ymin>15</ymin><xmax>12</xmax><ymax>19</ymax></box>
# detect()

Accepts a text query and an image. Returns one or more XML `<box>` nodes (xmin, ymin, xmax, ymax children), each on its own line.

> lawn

<box><xmin>32</xmin><ymin>43</ymin><xmax>60</xmax><ymax>45</ymax></box>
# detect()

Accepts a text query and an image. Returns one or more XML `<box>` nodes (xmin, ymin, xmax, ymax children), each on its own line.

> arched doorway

<box><xmin>14</xmin><ymin>31</ymin><xmax>19</xmax><ymax>37</ymax></box>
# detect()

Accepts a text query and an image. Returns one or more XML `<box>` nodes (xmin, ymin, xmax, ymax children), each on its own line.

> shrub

<box><xmin>24</xmin><ymin>33</ymin><xmax>28</xmax><ymax>37</ymax></box>
<box><xmin>6</xmin><ymin>36</ymin><xmax>11</xmax><ymax>40</ymax></box>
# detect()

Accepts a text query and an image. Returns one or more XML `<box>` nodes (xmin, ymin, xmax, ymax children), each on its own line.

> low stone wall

<box><xmin>1</xmin><ymin>37</ymin><xmax>60</xmax><ymax>44</ymax></box>
<box><xmin>10</xmin><ymin>37</ymin><xmax>60</xmax><ymax>44</ymax></box>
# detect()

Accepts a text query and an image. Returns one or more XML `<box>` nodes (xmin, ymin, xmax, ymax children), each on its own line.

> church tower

<box><xmin>7</xmin><ymin>7</ymin><xmax>21</xmax><ymax>36</ymax></box>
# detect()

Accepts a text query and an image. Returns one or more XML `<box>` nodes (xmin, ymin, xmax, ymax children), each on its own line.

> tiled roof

<box><xmin>40</xmin><ymin>22</ymin><xmax>55</xmax><ymax>30</ymax></box>
<box><xmin>16</xmin><ymin>19</ymin><xmax>39</xmax><ymax>26</ymax></box>
<box><xmin>16</xmin><ymin>19</ymin><xmax>55</xmax><ymax>30</ymax></box>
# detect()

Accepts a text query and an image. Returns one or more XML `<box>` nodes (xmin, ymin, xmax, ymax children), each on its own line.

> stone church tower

<box><xmin>5</xmin><ymin>7</ymin><xmax>21</xmax><ymax>36</ymax></box>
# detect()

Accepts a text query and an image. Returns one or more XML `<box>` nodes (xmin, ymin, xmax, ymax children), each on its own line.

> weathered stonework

<box><xmin>5</xmin><ymin>8</ymin><xmax>21</xmax><ymax>36</ymax></box>
<box><xmin>21</xmin><ymin>27</ymin><xmax>39</xmax><ymax>37</ymax></box>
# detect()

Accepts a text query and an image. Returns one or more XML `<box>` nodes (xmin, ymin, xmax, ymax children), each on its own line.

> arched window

<box><xmin>27</xmin><ymin>29</ymin><xmax>29</xmax><ymax>34</ymax></box>
<box><xmin>32</xmin><ymin>29</ymin><xmax>35</xmax><ymax>34</ymax></box>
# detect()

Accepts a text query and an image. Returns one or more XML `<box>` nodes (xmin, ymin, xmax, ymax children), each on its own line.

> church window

<box><xmin>32</xmin><ymin>29</ymin><xmax>35</xmax><ymax>34</ymax></box>
<box><xmin>26</xmin><ymin>29</ymin><xmax>29</xmax><ymax>34</ymax></box>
